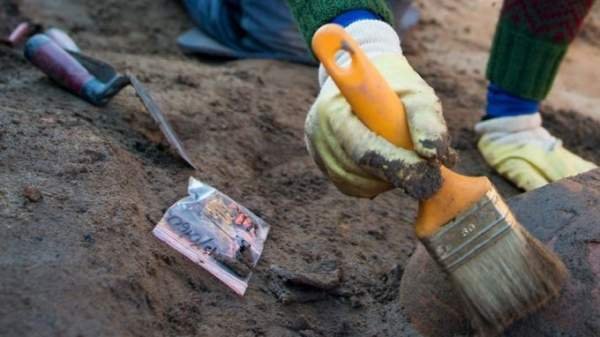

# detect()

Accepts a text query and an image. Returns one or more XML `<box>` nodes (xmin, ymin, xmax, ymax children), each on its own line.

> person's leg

<box><xmin>181</xmin><ymin>0</ymin><xmax>314</xmax><ymax>63</ymax></box>
<box><xmin>182</xmin><ymin>0</ymin><xmax>242</xmax><ymax>47</ymax></box>
<box><xmin>238</xmin><ymin>0</ymin><xmax>310</xmax><ymax>58</ymax></box>
<box><xmin>477</xmin><ymin>0</ymin><xmax>597</xmax><ymax>191</ymax></box>
<box><xmin>387</xmin><ymin>0</ymin><xmax>420</xmax><ymax>36</ymax></box>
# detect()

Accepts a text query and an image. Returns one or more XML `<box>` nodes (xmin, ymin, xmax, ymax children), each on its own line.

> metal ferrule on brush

<box><xmin>422</xmin><ymin>189</ymin><xmax>514</xmax><ymax>272</ymax></box>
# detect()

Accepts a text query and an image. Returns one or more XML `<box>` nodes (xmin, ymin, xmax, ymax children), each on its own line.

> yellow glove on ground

<box><xmin>305</xmin><ymin>21</ymin><xmax>454</xmax><ymax>200</ymax></box>
<box><xmin>475</xmin><ymin>113</ymin><xmax>597</xmax><ymax>191</ymax></box>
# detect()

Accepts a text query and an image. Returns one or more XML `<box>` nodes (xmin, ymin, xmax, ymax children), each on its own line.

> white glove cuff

<box><xmin>474</xmin><ymin>113</ymin><xmax>543</xmax><ymax>135</ymax></box>
<box><xmin>475</xmin><ymin>113</ymin><xmax>562</xmax><ymax>150</ymax></box>
<box><xmin>318</xmin><ymin>20</ymin><xmax>402</xmax><ymax>87</ymax></box>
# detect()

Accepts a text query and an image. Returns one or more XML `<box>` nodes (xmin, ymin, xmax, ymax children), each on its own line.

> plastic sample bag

<box><xmin>153</xmin><ymin>177</ymin><xmax>270</xmax><ymax>295</ymax></box>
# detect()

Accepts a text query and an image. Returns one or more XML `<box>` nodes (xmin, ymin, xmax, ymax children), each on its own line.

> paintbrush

<box><xmin>312</xmin><ymin>24</ymin><xmax>567</xmax><ymax>336</ymax></box>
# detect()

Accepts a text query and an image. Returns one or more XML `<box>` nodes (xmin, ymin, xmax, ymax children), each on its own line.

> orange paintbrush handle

<box><xmin>312</xmin><ymin>24</ymin><xmax>491</xmax><ymax>237</ymax></box>
<box><xmin>311</xmin><ymin>24</ymin><xmax>413</xmax><ymax>150</ymax></box>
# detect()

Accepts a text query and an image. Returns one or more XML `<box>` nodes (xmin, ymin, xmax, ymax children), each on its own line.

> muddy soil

<box><xmin>1</xmin><ymin>1</ymin><xmax>599</xmax><ymax>336</ymax></box>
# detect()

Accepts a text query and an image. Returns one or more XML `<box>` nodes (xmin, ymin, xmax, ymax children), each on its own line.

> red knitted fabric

<box><xmin>501</xmin><ymin>0</ymin><xmax>595</xmax><ymax>43</ymax></box>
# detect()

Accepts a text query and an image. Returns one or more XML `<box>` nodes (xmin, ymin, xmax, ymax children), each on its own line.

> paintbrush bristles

<box><xmin>421</xmin><ymin>189</ymin><xmax>567</xmax><ymax>336</ymax></box>
<box><xmin>450</xmin><ymin>222</ymin><xmax>567</xmax><ymax>336</ymax></box>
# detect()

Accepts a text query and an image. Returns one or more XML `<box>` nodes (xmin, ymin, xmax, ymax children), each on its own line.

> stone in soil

<box><xmin>22</xmin><ymin>185</ymin><xmax>42</xmax><ymax>202</ymax></box>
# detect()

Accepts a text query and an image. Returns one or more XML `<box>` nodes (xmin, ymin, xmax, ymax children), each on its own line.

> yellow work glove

<box><xmin>305</xmin><ymin>20</ymin><xmax>455</xmax><ymax>200</ymax></box>
<box><xmin>475</xmin><ymin>113</ymin><xmax>597</xmax><ymax>191</ymax></box>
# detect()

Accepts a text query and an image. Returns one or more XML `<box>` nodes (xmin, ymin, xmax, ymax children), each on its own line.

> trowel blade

<box><xmin>128</xmin><ymin>74</ymin><xmax>197</xmax><ymax>169</ymax></box>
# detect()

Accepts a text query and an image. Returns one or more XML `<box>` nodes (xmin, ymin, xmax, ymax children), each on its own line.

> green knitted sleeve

<box><xmin>286</xmin><ymin>0</ymin><xmax>393</xmax><ymax>48</ymax></box>
<box><xmin>486</xmin><ymin>20</ymin><xmax>567</xmax><ymax>101</ymax></box>
<box><xmin>486</xmin><ymin>0</ymin><xmax>594</xmax><ymax>100</ymax></box>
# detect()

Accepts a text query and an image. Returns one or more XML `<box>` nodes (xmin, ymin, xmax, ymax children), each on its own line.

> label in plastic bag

<box><xmin>153</xmin><ymin>177</ymin><xmax>270</xmax><ymax>295</ymax></box>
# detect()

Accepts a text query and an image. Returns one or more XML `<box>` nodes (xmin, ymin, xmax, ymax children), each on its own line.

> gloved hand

<box><xmin>305</xmin><ymin>20</ymin><xmax>455</xmax><ymax>200</ymax></box>
<box><xmin>475</xmin><ymin>113</ymin><xmax>597</xmax><ymax>191</ymax></box>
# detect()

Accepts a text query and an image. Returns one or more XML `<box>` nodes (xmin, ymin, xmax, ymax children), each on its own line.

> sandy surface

<box><xmin>1</xmin><ymin>1</ymin><xmax>599</xmax><ymax>336</ymax></box>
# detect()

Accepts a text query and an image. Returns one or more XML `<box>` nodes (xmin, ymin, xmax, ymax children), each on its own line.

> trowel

<box><xmin>23</xmin><ymin>33</ymin><xmax>196</xmax><ymax>169</ymax></box>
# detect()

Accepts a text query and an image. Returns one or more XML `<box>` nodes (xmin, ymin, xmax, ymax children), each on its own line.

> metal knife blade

<box><xmin>128</xmin><ymin>74</ymin><xmax>197</xmax><ymax>169</ymax></box>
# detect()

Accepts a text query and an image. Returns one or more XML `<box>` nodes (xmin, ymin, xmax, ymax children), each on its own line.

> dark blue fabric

<box><xmin>182</xmin><ymin>0</ymin><xmax>314</xmax><ymax>64</ymax></box>
<box><xmin>485</xmin><ymin>84</ymin><xmax>539</xmax><ymax>119</ymax></box>
<box><xmin>331</xmin><ymin>9</ymin><xmax>380</xmax><ymax>27</ymax></box>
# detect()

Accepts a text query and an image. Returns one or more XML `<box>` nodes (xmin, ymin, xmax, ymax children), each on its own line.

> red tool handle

<box><xmin>24</xmin><ymin>34</ymin><xmax>94</xmax><ymax>96</ymax></box>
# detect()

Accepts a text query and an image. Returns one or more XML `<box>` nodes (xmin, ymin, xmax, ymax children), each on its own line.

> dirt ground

<box><xmin>1</xmin><ymin>1</ymin><xmax>599</xmax><ymax>336</ymax></box>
